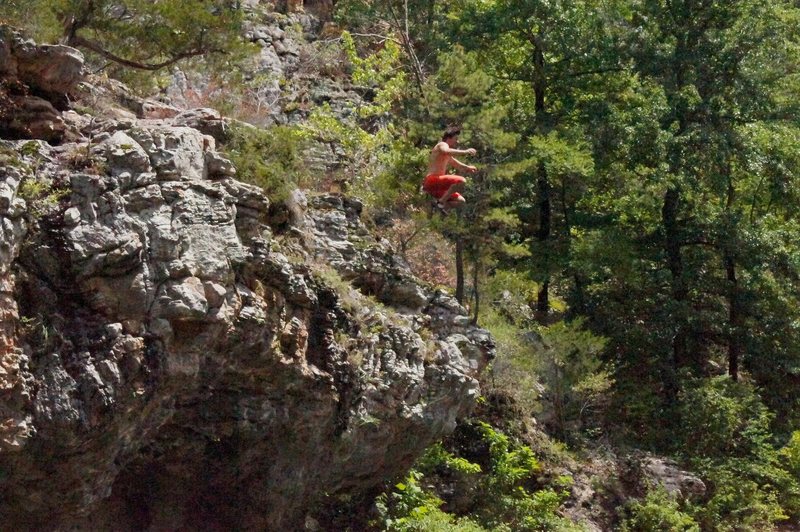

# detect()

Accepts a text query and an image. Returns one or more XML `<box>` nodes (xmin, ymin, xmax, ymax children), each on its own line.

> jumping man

<box><xmin>422</xmin><ymin>126</ymin><xmax>478</xmax><ymax>212</ymax></box>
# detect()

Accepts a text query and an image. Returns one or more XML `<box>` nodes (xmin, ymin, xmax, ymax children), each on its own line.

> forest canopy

<box><xmin>327</xmin><ymin>1</ymin><xmax>800</xmax><ymax>527</ymax></box>
<box><xmin>2</xmin><ymin>0</ymin><xmax>246</xmax><ymax>71</ymax></box>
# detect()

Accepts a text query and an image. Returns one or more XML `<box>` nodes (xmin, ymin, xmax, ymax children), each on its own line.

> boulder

<box><xmin>630</xmin><ymin>454</ymin><xmax>706</xmax><ymax>499</ymax></box>
<box><xmin>172</xmin><ymin>107</ymin><xmax>230</xmax><ymax>143</ymax></box>
<box><xmin>14</xmin><ymin>43</ymin><xmax>84</xmax><ymax>99</ymax></box>
<box><xmin>0</xmin><ymin>25</ymin><xmax>84</xmax><ymax>100</ymax></box>
<box><xmin>0</xmin><ymin>25</ymin><xmax>85</xmax><ymax>141</ymax></box>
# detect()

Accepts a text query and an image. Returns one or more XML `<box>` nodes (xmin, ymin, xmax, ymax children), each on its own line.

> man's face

<box><xmin>446</xmin><ymin>135</ymin><xmax>459</xmax><ymax>148</ymax></box>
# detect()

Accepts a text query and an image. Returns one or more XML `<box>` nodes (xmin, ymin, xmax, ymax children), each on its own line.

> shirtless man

<box><xmin>422</xmin><ymin>126</ymin><xmax>478</xmax><ymax>212</ymax></box>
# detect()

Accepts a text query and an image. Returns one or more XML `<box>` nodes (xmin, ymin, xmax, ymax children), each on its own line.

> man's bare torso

<box><xmin>428</xmin><ymin>142</ymin><xmax>452</xmax><ymax>175</ymax></box>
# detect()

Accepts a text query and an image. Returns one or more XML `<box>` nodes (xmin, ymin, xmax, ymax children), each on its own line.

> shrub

<box><xmin>221</xmin><ymin>123</ymin><xmax>311</xmax><ymax>201</ymax></box>
<box><xmin>377</xmin><ymin>422</ymin><xmax>582</xmax><ymax>531</ymax></box>
<box><xmin>471</xmin><ymin>422</ymin><xmax>580</xmax><ymax>531</ymax></box>
<box><xmin>689</xmin><ymin>465</ymin><xmax>789</xmax><ymax>531</ymax></box>
<box><xmin>375</xmin><ymin>470</ymin><xmax>486</xmax><ymax>532</ymax></box>
<box><xmin>417</xmin><ymin>442</ymin><xmax>482</xmax><ymax>475</ymax></box>
<box><xmin>478</xmin><ymin>273</ymin><xmax>612</xmax><ymax>442</ymax></box>
<box><xmin>620</xmin><ymin>488</ymin><xmax>699</xmax><ymax>532</ymax></box>
<box><xmin>391</xmin><ymin>509</ymin><xmax>487</xmax><ymax>532</ymax></box>
<box><xmin>679</xmin><ymin>377</ymin><xmax>775</xmax><ymax>459</ymax></box>
<box><xmin>533</xmin><ymin>320</ymin><xmax>611</xmax><ymax>442</ymax></box>
<box><xmin>679</xmin><ymin>377</ymin><xmax>798</xmax><ymax>530</ymax></box>
<box><xmin>780</xmin><ymin>431</ymin><xmax>800</xmax><ymax>475</ymax></box>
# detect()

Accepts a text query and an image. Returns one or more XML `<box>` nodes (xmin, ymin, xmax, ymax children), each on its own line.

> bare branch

<box><xmin>320</xmin><ymin>32</ymin><xmax>403</xmax><ymax>46</ymax></box>
<box><xmin>69</xmin><ymin>35</ymin><xmax>217</xmax><ymax>71</ymax></box>
<box><xmin>566</xmin><ymin>65</ymin><xmax>626</xmax><ymax>78</ymax></box>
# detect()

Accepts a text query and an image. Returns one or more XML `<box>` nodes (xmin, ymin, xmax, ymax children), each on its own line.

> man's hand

<box><xmin>465</xmin><ymin>148</ymin><xmax>477</xmax><ymax>156</ymax></box>
<box><xmin>466</xmin><ymin>165</ymin><xmax>478</xmax><ymax>173</ymax></box>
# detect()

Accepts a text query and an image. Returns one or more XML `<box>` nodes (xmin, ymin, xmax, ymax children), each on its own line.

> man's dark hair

<box><xmin>442</xmin><ymin>126</ymin><xmax>461</xmax><ymax>141</ymax></box>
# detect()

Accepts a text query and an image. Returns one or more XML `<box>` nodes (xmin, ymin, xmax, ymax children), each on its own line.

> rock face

<box><xmin>166</xmin><ymin>1</ymin><xmax>362</xmax><ymax>139</ymax></box>
<box><xmin>0</xmin><ymin>97</ymin><xmax>493</xmax><ymax>528</ymax></box>
<box><xmin>625</xmin><ymin>453</ymin><xmax>706</xmax><ymax>499</ymax></box>
<box><xmin>0</xmin><ymin>25</ymin><xmax>84</xmax><ymax>141</ymax></box>
<box><xmin>556</xmin><ymin>449</ymin><xmax>706</xmax><ymax>530</ymax></box>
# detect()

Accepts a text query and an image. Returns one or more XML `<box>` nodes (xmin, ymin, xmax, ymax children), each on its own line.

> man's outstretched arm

<box><xmin>451</xmin><ymin>157</ymin><xmax>478</xmax><ymax>173</ymax></box>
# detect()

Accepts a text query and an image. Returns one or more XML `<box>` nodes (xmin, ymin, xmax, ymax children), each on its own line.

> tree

<box><xmin>400</xmin><ymin>47</ymin><xmax>518</xmax><ymax>309</ymax></box>
<box><xmin>334</xmin><ymin>0</ymin><xmax>448</xmax><ymax>89</ymax></box>
<box><xmin>629</xmin><ymin>0</ymin><xmax>800</xmax><ymax>385</ymax></box>
<box><xmin>455</xmin><ymin>0</ymin><xmax>627</xmax><ymax>317</ymax></box>
<box><xmin>571</xmin><ymin>0</ymin><xmax>800</xmax><ymax>438</ymax></box>
<box><xmin>1</xmin><ymin>0</ymin><xmax>245</xmax><ymax>71</ymax></box>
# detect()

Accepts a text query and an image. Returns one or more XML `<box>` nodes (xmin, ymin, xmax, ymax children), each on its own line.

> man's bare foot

<box><xmin>440</xmin><ymin>196</ymin><xmax>465</xmax><ymax>211</ymax></box>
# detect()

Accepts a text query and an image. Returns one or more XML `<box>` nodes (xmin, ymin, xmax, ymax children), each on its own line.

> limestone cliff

<box><xmin>0</xmin><ymin>27</ymin><xmax>493</xmax><ymax>529</ymax></box>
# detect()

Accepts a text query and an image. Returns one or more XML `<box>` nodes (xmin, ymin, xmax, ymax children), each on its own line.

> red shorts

<box><xmin>422</xmin><ymin>173</ymin><xmax>465</xmax><ymax>201</ymax></box>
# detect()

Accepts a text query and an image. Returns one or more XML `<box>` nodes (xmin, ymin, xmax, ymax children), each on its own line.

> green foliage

<box><xmin>470</xmin><ymin>423</ymin><xmax>581</xmax><ymax>531</ymax></box>
<box><xmin>344</xmin><ymin>0</ymin><xmax>800</xmax><ymax>529</ymax></box>
<box><xmin>18</xmin><ymin>314</ymin><xmax>59</xmax><ymax>354</ymax></box>
<box><xmin>13</xmin><ymin>146</ymin><xmax>69</xmax><ymax>218</ymax></box>
<box><xmin>780</xmin><ymin>431</ymin><xmax>800</xmax><ymax>475</ymax></box>
<box><xmin>475</xmin><ymin>421</ymin><xmax>540</xmax><ymax>488</ymax></box>
<box><xmin>690</xmin><ymin>466</ymin><xmax>790</xmax><ymax>531</ymax></box>
<box><xmin>679</xmin><ymin>377</ymin><xmax>799</xmax><ymax>529</ymax></box>
<box><xmin>341</xmin><ymin>31</ymin><xmax>407</xmax><ymax>117</ymax></box>
<box><xmin>0</xmin><ymin>2</ymin><xmax>62</xmax><ymax>41</ymax></box>
<box><xmin>479</xmin><ymin>269</ymin><xmax>612</xmax><ymax>441</ymax></box>
<box><xmin>377</xmin><ymin>422</ymin><xmax>581</xmax><ymax>531</ymax></box>
<box><xmin>479</xmin><ymin>271</ymin><xmax>545</xmax><ymax>412</ymax></box>
<box><xmin>679</xmin><ymin>377</ymin><xmax>775</xmax><ymax>459</ymax></box>
<box><xmin>375</xmin><ymin>471</ymin><xmax>487</xmax><ymax>532</ymax></box>
<box><xmin>369</xmin><ymin>137</ymin><xmax>428</xmax><ymax>211</ymax></box>
<box><xmin>222</xmin><ymin>123</ymin><xmax>311</xmax><ymax>201</ymax></box>
<box><xmin>532</xmin><ymin>320</ymin><xmax>611</xmax><ymax>440</ymax></box>
<box><xmin>2</xmin><ymin>0</ymin><xmax>247</xmax><ymax>74</ymax></box>
<box><xmin>417</xmin><ymin>443</ymin><xmax>482</xmax><ymax>475</ymax></box>
<box><xmin>387</xmin><ymin>508</ymin><xmax>488</xmax><ymax>532</ymax></box>
<box><xmin>17</xmin><ymin>179</ymin><xmax>47</xmax><ymax>203</ymax></box>
<box><xmin>0</xmin><ymin>153</ymin><xmax>25</xmax><ymax>177</ymax></box>
<box><xmin>333</xmin><ymin>0</ymin><xmax>452</xmax><ymax>58</ymax></box>
<box><xmin>620</xmin><ymin>488</ymin><xmax>699</xmax><ymax>532</ymax></box>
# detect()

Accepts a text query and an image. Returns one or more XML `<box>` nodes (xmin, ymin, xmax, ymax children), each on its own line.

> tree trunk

<box><xmin>536</xmin><ymin>161</ymin><xmax>551</xmax><ymax>315</ymax></box>
<box><xmin>532</xmin><ymin>40</ymin><xmax>550</xmax><ymax>316</ymax></box>
<box><xmin>662</xmin><ymin>186</ymin><xmax>685</xmax><ymax>401</ymax></box>
<box><xmin>725</xmin><ymin>253</ymin><xmax>741</xmax><ymax>381</ymax></box>
<box><xmin>725</xmin><ymin>170</ymin><xmax>741</xmax><ymax>381</ymax></box>
<box><xmin>61</xmin><ymin>0</ymin><xmax>96</xmax><ymax>45</ymax></box>
<box><xmin>426</xmin><ymin>0</ymin><xmax>436</xmax><ymax>27</ymax></box>
<box><xmin>537</xmin><ymin>280</ymin><xmax>550</xmax><ymax>315</ymax></box>
<box><xmin>533</xmin><ymin>41</ymin><xmax>545</xmax><ymax>115</ymax></box>
<box><xmin>472</xmin><ymin>254</ymin><xmax>480</xmax><ymax>325</ymax></box>
<box><xmin>455</xmin><ymin>236</ymin><xmax>465</xmax><ymax>305</ymax></box>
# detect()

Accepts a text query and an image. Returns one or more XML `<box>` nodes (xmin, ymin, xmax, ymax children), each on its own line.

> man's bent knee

<box><xmin>441</xmin><ymin>175</ymin><xmax>466</xmax><ymax>187</ymax></box>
